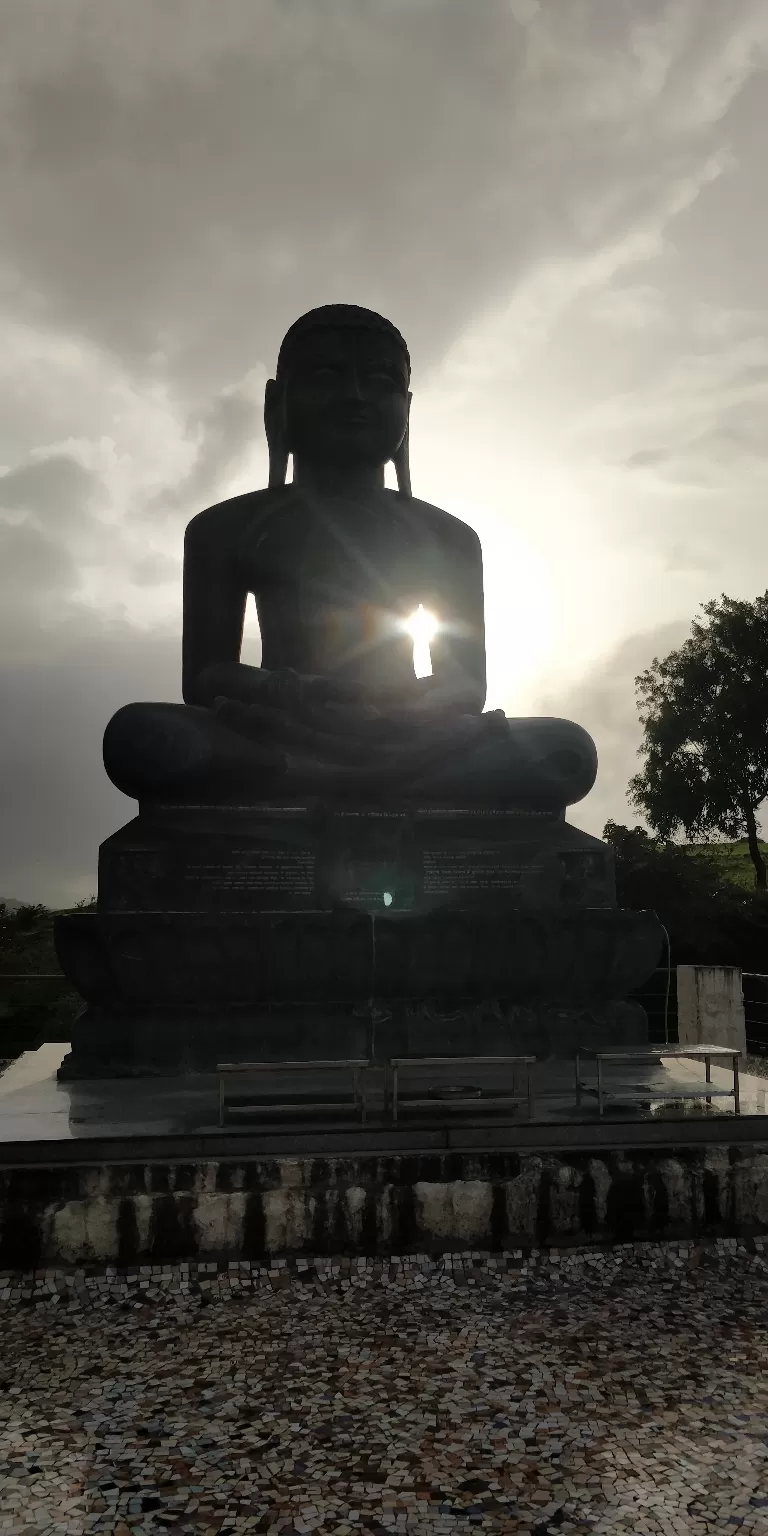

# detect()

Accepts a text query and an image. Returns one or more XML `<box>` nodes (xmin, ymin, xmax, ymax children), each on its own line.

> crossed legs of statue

<box><xmin>103</xmin><ymin>698</ymin><xmax>597</xmax><ymax>809</ymax></box>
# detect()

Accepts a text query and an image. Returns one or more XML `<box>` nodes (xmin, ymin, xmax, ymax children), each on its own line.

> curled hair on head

<box><xmin>275</xmin><ymin>304</ymin><xmax>411</xmax><ymax>381</ymax></box>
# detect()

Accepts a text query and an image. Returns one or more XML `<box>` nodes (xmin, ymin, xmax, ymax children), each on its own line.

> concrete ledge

<box><xmin>2</xmin><ymin>1112</ymin><xmax>768</xmax><ymax>1165</ymax></box>
<box><xmin>2</xmin><ymin>1140</ymin><xmax>768</xmax><ymax>1267</ymax></box>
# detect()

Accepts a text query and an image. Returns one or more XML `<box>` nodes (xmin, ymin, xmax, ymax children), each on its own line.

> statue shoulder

<box><xmin>401</xmin><ymin>494</ymin><xmax>482</xmax><ymax>559</ymax></box>
<box><xmin>185</xmin><ymin>487</ymin><xmax>286</xmax><ymax>547</ymax></box>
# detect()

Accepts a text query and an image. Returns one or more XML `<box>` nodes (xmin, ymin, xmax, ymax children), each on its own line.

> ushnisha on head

<box><xmin>265</xmin><ymin>304</ymin><xmax>412</xmax><ymax>494</ymax></box>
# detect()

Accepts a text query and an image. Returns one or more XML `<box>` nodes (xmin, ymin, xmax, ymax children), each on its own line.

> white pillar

<box><xmin>676</xmin><ymin>965</ymin><xmax>746</xmax><ymax>1054</ymax></box>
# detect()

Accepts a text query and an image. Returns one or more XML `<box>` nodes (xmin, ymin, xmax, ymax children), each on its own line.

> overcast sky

<box><xmin>2</xmin><ymin>0</ymin><xmax>768</xmax><ymax>906</ymax></box>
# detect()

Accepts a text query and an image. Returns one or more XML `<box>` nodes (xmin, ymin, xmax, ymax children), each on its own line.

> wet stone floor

<box><xmin>1</xmin><ymin>1242</ymin><xmax>768</xmax><ymax>1535</ymax></box>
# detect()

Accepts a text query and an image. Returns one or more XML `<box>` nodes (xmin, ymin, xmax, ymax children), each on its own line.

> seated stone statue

<box><xmin>103</xmin><ymin>305</ymin><xmax>597</xmax><ymax>810</ymax></box>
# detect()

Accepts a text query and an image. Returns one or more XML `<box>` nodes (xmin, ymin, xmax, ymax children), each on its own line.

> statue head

<box><xmin>265</xmin><ymin>305</ymin><xmax>412</xmax><ymax>493</ymax></box>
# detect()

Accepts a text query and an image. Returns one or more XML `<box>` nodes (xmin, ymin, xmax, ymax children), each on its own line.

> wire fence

<box><xmin>629</xmin><ymin>966</ymin><xmax>678</xmax><ymax>1045</ymax></box>
<box><xmin>2</xmin><ymin>969</ymin><xmax>767</xmax><ymax>1054</ymax></box>
<box><xmin>631</xmin><ymin>968</ymin><xmax>768</xmax><ymax>1055</ymax></box>
<box><xmin>1</xmin><ymin>971</ymin><xmax>684</xmax><ymax>1051</ymax></box>
<box><xmin>742</xmin><ymin>972</ymin><xmax>768</xmax><ymax>1056</ymax></box>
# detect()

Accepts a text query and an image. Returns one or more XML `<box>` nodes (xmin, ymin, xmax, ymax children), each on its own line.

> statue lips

<box><xmin>331</xmin><ymin>408</ymin><xmax>373</xmax><ymax>432</ymax></box>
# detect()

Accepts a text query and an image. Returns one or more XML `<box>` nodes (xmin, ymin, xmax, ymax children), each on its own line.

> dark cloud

<box><xmin>0</xmin><ymin>455</ymin><xmax>100</xmax><ymax>619</ymax></box>
<box><xmin>4</xmin><ymin>0</ymin><xmax>755</xmax><ymax>397</ymax></box>
<box><xmin>126</xmin><ymin>551</ymin><xmax>181</xmax><ymax>587</ymax></box>
<box><xmin>626</xmin><ymin>448</ymin><xmax>670</xmax><ymax>468</ymax></box>
<box><xmin>0</xmin><ymin>622</ymin><xmax>180</xmax><ymax>907</ymax></box>
<box><xmin>158</xmin><ymin>380</ymin><xmax>263</xmax><ymax>511</ymax></box>
<box><xmin>0</xmin><ymin>454</ymin><xmax>102</xmax><ymax>524</ymax></box>
<box><xmin>0</xmin><ymin>455</ymin><xmax>112</xmax><ymax>634</ymax></box>
<box><xmin>1</xmin><ymin>0</ymin><xmax>534</xmax><ymax>391</ymax></box>
<box><xmin>0</xmin><ymin>519</ymin><xmax>77</xmax><ymax>612</ymax></box>
<box><xmin>1</xmin><ymin>0</ymin><xmax>767</xmax><ymax>901</ymax></box>
<box><xmin>545</xmin><ymin>623</ymin><xmax>690</xmax><ymax>838</ymax></box>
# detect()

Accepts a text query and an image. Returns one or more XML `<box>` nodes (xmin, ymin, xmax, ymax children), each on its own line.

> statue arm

<box><xmin>421</xmin><ymin>523</ymin><xmax>487</xmax><ymax>713</ymax></box>
<box><xmin>182</xmin><ymin>509</ymin><xmax>252</xmax><ymax>707</ymax></box>
<box><xmin>182</xmin><ymin>503</ymin><xmax>328</xmax><ymax>712</ymax></box>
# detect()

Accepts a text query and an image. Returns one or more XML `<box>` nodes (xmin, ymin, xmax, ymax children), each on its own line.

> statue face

<box><xmin>281</xmin><ymin>328</ymin><xmax>410</xmax><ymax>468</ymax></box>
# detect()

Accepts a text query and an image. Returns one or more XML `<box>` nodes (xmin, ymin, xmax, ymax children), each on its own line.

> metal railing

<box><xmin>630</xmin><ymin>963</ymin><xmax>768</xmax><ymax>1056</ymax></box>
<box><xmin>742</xmin><ymin>972</ymin><xmax>768</xmax><ymax>1056</ymax></box>
<box><xmin>2</xmin><ymin>968</ymin><xmax>766</xmax><ymax>1054</ymax></box>
<box><xmin>629</xmin><ymin>966</ymin><xmax>678</xmax><ymax>1045</ymax></box>
<box><xmin>0</xmin><ymin>969</ymin><xmax>685</xmax><ymax>1048</ymax></box>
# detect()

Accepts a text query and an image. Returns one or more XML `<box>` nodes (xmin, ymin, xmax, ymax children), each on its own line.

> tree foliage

<box><xmin>603</xmin><ymin>821</ymin><xmax>768</xmax><ymax>969</ymax></box>
<box><xmin>0</xmin><ymin>902</ymin><xmax>80</xmax><ymax>1046</ymax></box>
<box><xmin>603</xmin><ymin>821</ymin><xmax>723</xmax><ymax>909</ymax></box>
<box><xmin>629</xmin><ymin>594</ymin><xmax>768</xmax><ymax>887</ymax></box>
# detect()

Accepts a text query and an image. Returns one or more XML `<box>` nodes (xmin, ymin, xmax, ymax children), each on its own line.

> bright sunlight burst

<box><xmin>406</xmin><ymin>604</ymin><xmax>437</xmax><ymax>678</ymax></box>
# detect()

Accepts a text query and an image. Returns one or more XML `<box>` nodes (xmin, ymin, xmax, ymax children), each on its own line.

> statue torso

<box><xmin>228</xmin><ymin>486</ymin><xmax>468</xmax><ymax>688</ymax></box>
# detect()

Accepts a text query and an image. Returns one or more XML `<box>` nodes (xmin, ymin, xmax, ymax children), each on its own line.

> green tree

<box><xmin>603</xmin><ymin>820</ymin><xmax>723</xmax><ymax>909</ymax></box>
<box><xmin>628</xmin><ymin>594</ymin><xmax>768</xmax><ymax>889</ymax></box>
<box><xmin>603</xmin><ymin>821</ymin><xmax>768</xmax><ymax>970</ymax></box>
<box><xmin>0</xmin><ymin>902</ymin><xmax>80</xmax><ymax>1051</ymax></box>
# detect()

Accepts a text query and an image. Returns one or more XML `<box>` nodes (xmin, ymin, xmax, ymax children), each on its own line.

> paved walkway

<box><xmin>1</xmin><ymin>1242</ymin><xmax>768</xmax><ymax>1534</ymax></box>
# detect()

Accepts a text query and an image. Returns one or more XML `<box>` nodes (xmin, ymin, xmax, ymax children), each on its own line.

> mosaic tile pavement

<box><xmin>2</xmin><ymin>1241</ymin><xmax>768</xmax><ymax>1535</ymax></box>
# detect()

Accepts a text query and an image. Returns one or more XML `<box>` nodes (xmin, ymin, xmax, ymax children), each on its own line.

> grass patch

<box><xmin>689</xmin><ymin>839</ymin><xmax>768</xmax><ymax>890</ymax></box>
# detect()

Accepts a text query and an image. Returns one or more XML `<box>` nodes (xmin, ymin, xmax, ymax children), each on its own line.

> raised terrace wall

<box><xmin>2</xmin><ymin>1145</ymin><xmax>768</xmax><ymax>1268</ymax></box>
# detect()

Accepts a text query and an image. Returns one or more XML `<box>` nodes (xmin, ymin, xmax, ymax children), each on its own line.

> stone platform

<box><xmin>1</xmin><ymin>1046</ymin><xmax>768</xmax><ymax>1265</ymax></box>
<box><xmin>96</xmin><ymin>801</ymin><xmax>618</xmax><ymax>915</ymax></box>
<box><xmin>53</xmin><ymin>802</ymin><xmax>664</xmax><ymax>1078</ymax></box>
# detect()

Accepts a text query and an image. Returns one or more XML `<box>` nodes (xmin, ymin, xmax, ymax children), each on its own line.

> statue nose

<box><xmin>340</xmin><ymin>368</ymin><xmax>365</xmax><ymax>401</ymax></box>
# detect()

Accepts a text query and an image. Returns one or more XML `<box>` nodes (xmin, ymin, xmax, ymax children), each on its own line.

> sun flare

<box><xmin>406</xmin><ymin>604</ymin><xmax>437</xmax><ymax>678</ymax></box>
<box><xmin>406</xmin><ymin>604</ymin><xmax>437</xmax><ymax>643</ymax></box>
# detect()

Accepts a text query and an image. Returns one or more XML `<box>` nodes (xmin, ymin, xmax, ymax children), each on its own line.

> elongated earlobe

<box><xmin>264</xmin><ymin>378</ymin><xmax>289</xmax><ymax>488</ymax></box>
<box><xmin>394</xmin><ymin>394</ymin><xmax>412</xmax><ymax>496</ymax></box>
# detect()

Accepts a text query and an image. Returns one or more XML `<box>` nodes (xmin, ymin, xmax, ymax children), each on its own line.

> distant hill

<box><xmin>0</xmin><ymin>898</ymin><xmax>24</xmax><ymax>912</ymax></box>
<box><xmin>689</xmin><ymin>839</ymin><xmax>768</xmax><ymax>890</ymax></box>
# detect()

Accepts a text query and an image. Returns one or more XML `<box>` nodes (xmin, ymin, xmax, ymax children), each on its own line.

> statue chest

<box><xmin>239</xmin><ymin>500</ymin><xmax>436</xmax><ymax>612</ymax></box>
<box><xmin>239</xmin><ymin>499</ymin><xmax>438</xmax><ymax>681</ymax></box>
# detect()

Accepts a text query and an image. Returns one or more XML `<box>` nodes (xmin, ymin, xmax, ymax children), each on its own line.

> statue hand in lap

<box><xmin>103</xmin><ymin>304</ymin><xmax>597</xmax><ymax>809</ymax></box>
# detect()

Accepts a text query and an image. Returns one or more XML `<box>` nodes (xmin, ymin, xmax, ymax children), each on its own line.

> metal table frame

<box><xmin>575</xmin><ymin>1044</ymin><xmax>742</xmax><ymax>1118</ymax></box>
<box><xmin>216</xmin><ymin>1059</ymin><xmax>370</xmax><ymax>1127</ymax></box>
<box><xmin>387</xmin><ymin>1055</ymin><xmax>536</xmax><ymax>1124</ymax></box>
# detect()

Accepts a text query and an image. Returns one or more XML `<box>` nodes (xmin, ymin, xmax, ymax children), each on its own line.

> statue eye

<box><xmin>312</xmin><ymin>365</ymin><xmax>339</xmax><ymax>380</ymax></box>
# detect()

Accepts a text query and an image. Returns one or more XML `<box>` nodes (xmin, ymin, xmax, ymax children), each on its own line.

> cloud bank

<box><xmin>2</xmin><ymin>0</ymin><xmax>768</xmax><ymax>902</ymax></box>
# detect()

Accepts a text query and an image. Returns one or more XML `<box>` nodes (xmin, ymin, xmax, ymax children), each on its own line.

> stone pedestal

<box><xmin>677</xmin><ymin>965</ymin><xmax>747</xmax><ymax>1056</ymax></box>
<box><xmin>54</xmin><ymin>802</ymin><xmax>664</xmax><ymax>1077</ymax></box>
